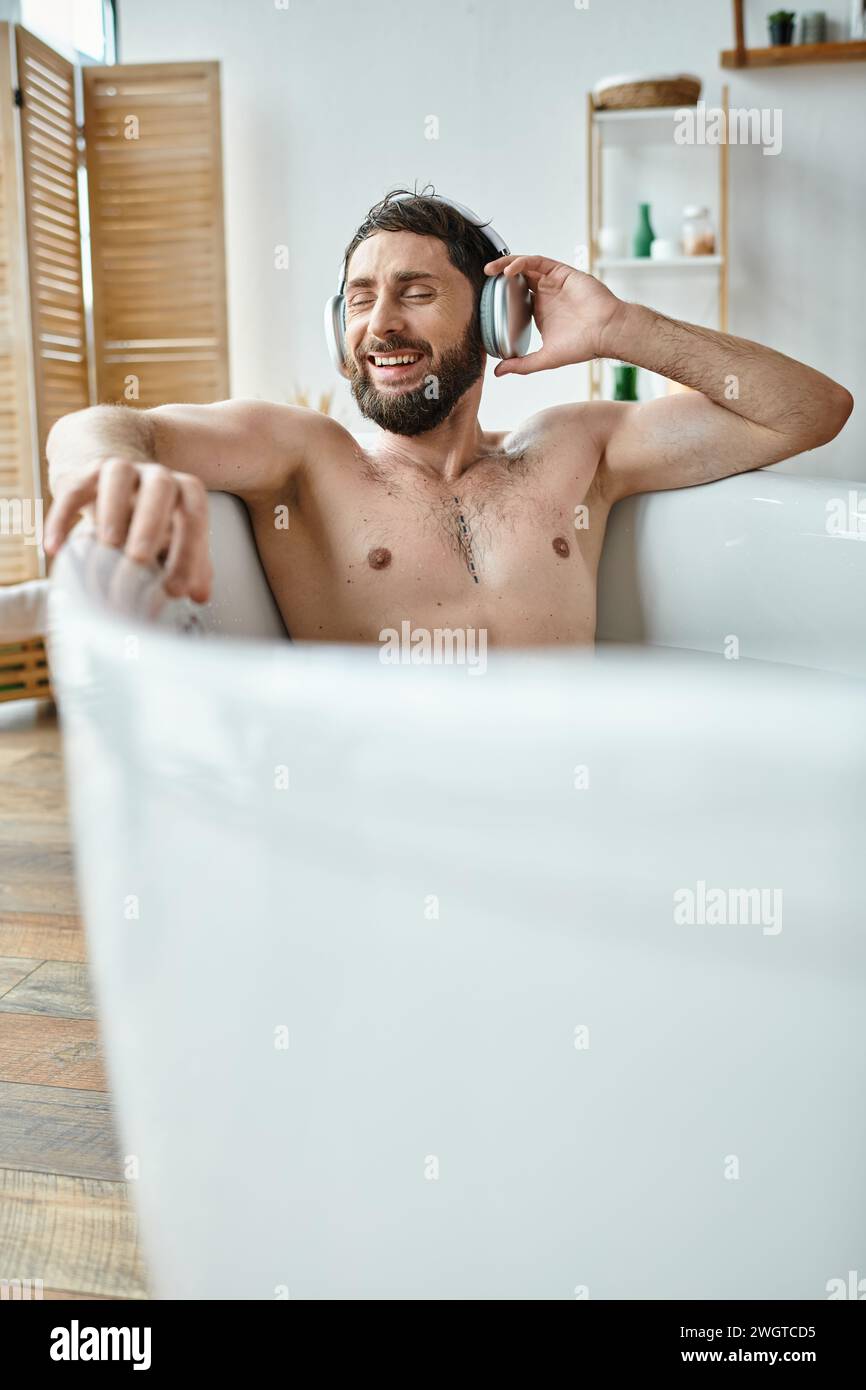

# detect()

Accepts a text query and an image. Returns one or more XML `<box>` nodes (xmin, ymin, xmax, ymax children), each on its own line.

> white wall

<box><xmin>100</xmin><ymin>0</ymin><xmax>864</xmax><ymax>479</ymax></box>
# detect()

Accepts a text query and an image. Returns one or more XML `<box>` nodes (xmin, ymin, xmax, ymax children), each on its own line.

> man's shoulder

<box><xmin>504</xmin><ymin>401</ymin><xmax>617</xmax><ymax>481</ymax></box>
<box><xmin>508</xmin><ymin>399</ymin><xmax>622</xmax><ymax>445</ymax></box>
<box><xmin>240</xmin><ymin>398</ymin><xmax>353</xmax><ymax>443</ymax></box>
<box><xmin>234</xmin><ymin>399</ymin><xmax>358</xmax><ymax>488</ymax></box>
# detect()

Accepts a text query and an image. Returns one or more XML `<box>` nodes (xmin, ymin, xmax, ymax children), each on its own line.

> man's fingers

<box><xmin>95</xmin><ymin>457</ymin><xmax>139</xmax><ymax>546</ymax></box>
<box><xmin>493</xmin><ymin>348</ymin><xmax>553</xmax><ymax>377</ymax></box>
<box><xmin>161</xmin><ymin>475</ymin><xmax>211</xmax><ymax>601</ymax></box>
<box><xmin>177</xmin><ymin>520</ymin><xmax>213</xmax><ymax>605</ymax></box>
<box><xmin>123</xmin><ymin>464</ymin><xmax>180</xmax><ymax>567</ymax></box>
<box><xmin>484</xmin><ymin>254</ymin><xmax>538</xmax><ymax>281</ymax></box>
<box><xmin>485</xmin><ymin>254</ymin><xmax>559</xmax><ymax>281</ymax></box>
<box><xmin>45</xmin><ymin>459</ymin><xmax>211</xmax><ymax>603</ymax></box>
<box><xmin>184</xmin><ymin>516</ymin><xmax>213</xmax><ymax>604</ymax></box>
<box><xmin>43</xmin><ymin>467</ymin><xmax>101</xmax><ymax>554</ymax></box>
<box><xmin>484</xmin><ymin>254</ymin><xmax>518</xmax><ymax>274</ymax></box>
<box><xmin>179</xmin><ymin>476</ymin><xmax>212</xmax><ymax>603</ymax></box>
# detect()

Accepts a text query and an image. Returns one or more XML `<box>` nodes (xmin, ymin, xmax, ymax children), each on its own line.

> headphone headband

<box><xmin>337</xmin><ymin>190</ymin><xmax>510</xmax><ymax>295</ymax></box>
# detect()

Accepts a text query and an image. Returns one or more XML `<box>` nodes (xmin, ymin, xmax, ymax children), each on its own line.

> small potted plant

<box><xmin>768</xmin><ymin>10</ymin><xmax>796</xmax><ymax>44</ymax></box>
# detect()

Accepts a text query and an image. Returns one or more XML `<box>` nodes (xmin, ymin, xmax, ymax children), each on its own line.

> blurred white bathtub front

<box><xmin>46</xmin><ymin>525</ymin><xmax>866</xmax><ymax>1298</ymax></box>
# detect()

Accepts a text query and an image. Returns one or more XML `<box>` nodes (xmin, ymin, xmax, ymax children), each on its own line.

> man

<box><xmin>44</xmin><ymin>189</ymin><xmax>853</xmax><ymax>646</ymax></box>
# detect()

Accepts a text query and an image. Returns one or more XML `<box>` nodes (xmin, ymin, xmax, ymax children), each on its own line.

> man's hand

<box><xmin>483</xmin><ymin>254</ymin><xmax>622</xmax><ymax>376</ymax></box>
<box><xmin>44</xmin><ymin>459</ymin><xmax>213</xmax><ymax>603</ymax></box>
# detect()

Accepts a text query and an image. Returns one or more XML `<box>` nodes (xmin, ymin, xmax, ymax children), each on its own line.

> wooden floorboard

<box><xmin>0</xmin><ymin>957</ymin><xmax>41</xmax><ymax>998</ymax></box>
<box><xmin>0</xmin><ymin>1168</ymin><xmax>148</xmax><ymax>1299</ymax></box>
<box><xmin>0</xmin><ymin>845</ymin><xmax>80</xmax><ymax>916</ymax></box>
<box><xmin>0</xmin><ymin>1014</ymin><xmax>106</xmax><ymax>1090</ymax></box>
<box><xmin>0</xmin><ymin>914</ymin><xmax>86</xmax><ymax>963</ymax></box>
<box><xmin>0</xmin><ymin>1082</ymin><xmax>122</xmax><ymax>1181</ymax></box>
<box><xmin>0</xmin><ymin>700</ymin><xmax>150</xmax><ymax>1298</ymax></box>
<box><xmin>41</xmin><ymin>1288</ymin><xmax>126</xmax><ymax>1300</ymax></box>
<box><xmin>0</xmin><ymin>960</ymin><xmax>94</xmax><ymax>1019</ymax></box>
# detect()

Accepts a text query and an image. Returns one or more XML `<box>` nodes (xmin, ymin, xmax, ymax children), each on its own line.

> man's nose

<box><xmin>367</xmin><ymin>295</ymin><xmax>406</xmax><ymax>344</ymax></box>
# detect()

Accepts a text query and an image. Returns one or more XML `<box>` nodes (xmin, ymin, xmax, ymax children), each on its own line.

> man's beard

<box><xmin>346</xmin><ymin>317</ymin><xmax>485</xmax><ymax>437</ymax></box>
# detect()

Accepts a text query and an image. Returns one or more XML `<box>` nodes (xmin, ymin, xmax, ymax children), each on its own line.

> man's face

<box><xmin>342</xmin><ymin>231</ymin><xmax>485</xmax><ymax>436</ymax></box>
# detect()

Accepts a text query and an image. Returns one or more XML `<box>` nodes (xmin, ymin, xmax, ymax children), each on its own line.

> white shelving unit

<box><xmin>597</xmin><ymin>255</ymin><xmax>724</xmax><ymax>270</ymax></box>
<box><xmin>586</xmin><ymin>87</ymin><xmax>730</xmax><ymax>400</ymax></box>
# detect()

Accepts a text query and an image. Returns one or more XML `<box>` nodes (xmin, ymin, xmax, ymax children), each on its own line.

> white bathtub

<box><xmin>46</xmin><ymin>468</ymin><xmax>866</xmax><ymax>1300</ymax></box>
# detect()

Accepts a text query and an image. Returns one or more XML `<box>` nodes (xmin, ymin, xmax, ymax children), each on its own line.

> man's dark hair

<box><xmin>341</xmin><ymin>183</ymin><xmax>494</xmax><ymax>322</ymax></box>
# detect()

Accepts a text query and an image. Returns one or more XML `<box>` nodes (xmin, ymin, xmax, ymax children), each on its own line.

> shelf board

<box><xmin>593</xmin><ymin>105</ymin><xmax>688</xmax><ymax>147</ymax></box>
<box><xmin>597</xmin><ymin>256</ymin><xmax>723</xmax><ymax>270</ymax></box>
<box><xmin>593</xmin><ymin>106</ymin><xmax>689</xmax><ymax>121</ymax></box>
<box><xmin>720</xmin><ymin>39</ymin><xmax>866</xmax><ymax>68</ymax></box>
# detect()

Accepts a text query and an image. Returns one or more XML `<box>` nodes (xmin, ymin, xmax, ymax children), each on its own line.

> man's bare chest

<box><xmin>320</xmin><ymin>446</ymin><xmax>605</xmax><ymax>587</ymax></box>
<box><xmin>249</xmin><ymin>436</ymin><xmax>609</xmax><ymax>642</ymax></box>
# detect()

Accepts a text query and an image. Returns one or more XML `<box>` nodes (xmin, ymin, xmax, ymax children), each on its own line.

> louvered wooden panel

<box><xmin>0</xmin><ymin>636</ymin><xmax>51</xmax><ymax>702</ymax></box>
<box><xmin>15</xmin><ymin>26</ymin><xmax>89</xmax><ymax>506</ymax></box>
<box><xmin>83</xmin><ymin>62</ymin><xmax>229</xmax><ymax>408</ymax></box>
<box><xmin>0</xmin><ymin>25</ymin><xmax>39</xmax><ymax>583</ymax></box>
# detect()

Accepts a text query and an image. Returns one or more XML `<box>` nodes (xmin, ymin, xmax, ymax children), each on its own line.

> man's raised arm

<box><xmin>590</xmin><ymin>302</ymin><xmax>854</xmax><ymax>500</ymax></box>
<box><xmin>483</xmin><ymin>253</ymin><xmax>853</xmax><ymax>502</ymax></box>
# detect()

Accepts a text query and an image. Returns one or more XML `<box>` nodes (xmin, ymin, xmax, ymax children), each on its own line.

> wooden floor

<box><xmin>0</xmin><ymin>697</ymin><xmax>149</xmax><ymax>1299</ymax></box>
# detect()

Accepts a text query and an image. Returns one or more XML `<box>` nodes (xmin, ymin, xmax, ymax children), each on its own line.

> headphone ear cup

<box><xmin>479</xmin><ymin>273</ymin><xmax>533</xmax><ymax>360</ymax></box>
<box><xmin>479</xmin><ymin>276</ymin><xmax>500</xmax><ymax>357</ymax></box>
<box><xmin>324</xmin><ymin>293</ymin><xmax>349</xmax><ymax>375</ymax></box>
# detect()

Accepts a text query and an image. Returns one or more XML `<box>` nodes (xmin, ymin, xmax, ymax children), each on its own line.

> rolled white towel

<box><xmin>5</xmin><ymin>532</ymin><xmax>205</xmax><ymax>644</ymax></box>
<box><xmin>0</xmin><ymin>578</ymin><xmax>51</xmax><ymax>642</ymax></box>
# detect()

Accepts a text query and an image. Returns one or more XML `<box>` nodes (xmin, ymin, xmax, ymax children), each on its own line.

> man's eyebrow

<box><xmin>345</xmin><ymin>270</ymin><xmax>443</xmax><ymax>290</ymax></box>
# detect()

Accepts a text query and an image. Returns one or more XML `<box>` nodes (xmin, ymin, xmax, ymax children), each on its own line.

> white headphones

<box><xmin>323</xmin><ymin>191</ymin><xmax>532</xmax><ymax>376</ymax></box>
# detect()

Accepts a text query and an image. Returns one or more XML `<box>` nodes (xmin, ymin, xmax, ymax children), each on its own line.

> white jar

<box><xmin>681</xmin><ymin>205</ymin><xmax>715</xmax><ymax>256</ymax></box>
<box><xmin>598</xmin><ymin>225</ymin><xmax>626</xmax><ymax>258</ymax></box>
<box><xmin>650</xmin><ymin>237</ymin><xmax>677</xmax><ymax>260</ymax></box>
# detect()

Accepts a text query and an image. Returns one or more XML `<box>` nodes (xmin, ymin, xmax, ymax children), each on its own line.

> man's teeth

<box><xmin>371</xmin><ymin>353</ymin><xmax>421</xmax><ymax>366</ymax></box>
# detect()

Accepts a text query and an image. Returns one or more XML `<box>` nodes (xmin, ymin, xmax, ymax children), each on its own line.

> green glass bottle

<box><xmin>632</xmin><ymin>202</ymin><xmax>655</xmax><ymax>258</ymax></box>
<box><xmin>613</xmin><ymin>364</ymin><xmax>638</xmax><ymax>401</ymax></box>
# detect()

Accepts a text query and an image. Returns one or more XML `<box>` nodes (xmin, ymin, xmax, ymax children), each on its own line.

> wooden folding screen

<box><xmin>15</xmin><ymin>25</ymin><xmax>89</xmax><ymax>507</ymax></box>
<box><xmin>0</xmin><ymin>25</ymin><xmax>40</xmax><ymax>583</ymax></box>
<box><xmin>82</xmin><ymin>61</ymin><xmax>229</xmax><ymax>408</ymax></box>
<box><xmin>0</xmin><ymin>27</ymin><xmax>50</xmax><ymax>699</ymax></box>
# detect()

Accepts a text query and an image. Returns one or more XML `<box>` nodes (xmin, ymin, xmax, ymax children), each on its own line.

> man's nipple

<box><xmin>368</xmin><ymin>547</ymin><xmax>392</xmax><ymax>570</ymax></box>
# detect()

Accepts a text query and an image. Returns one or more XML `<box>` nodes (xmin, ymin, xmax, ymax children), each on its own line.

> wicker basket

<box><xmin>593</xmin><ymin>74</ymin><xmax>701</xmax><ymax>110</ymax></box>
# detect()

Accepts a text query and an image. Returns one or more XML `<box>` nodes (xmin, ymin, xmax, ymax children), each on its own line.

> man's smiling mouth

<box><xmin>366</xmin><ymin>350</ymin><xmax>426</xmax><ymax>382</ymax></box>
<box><xmin>369</xmin><ymin>351</ymin><xmax>423</xmax><ymax>366</ymax></box>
